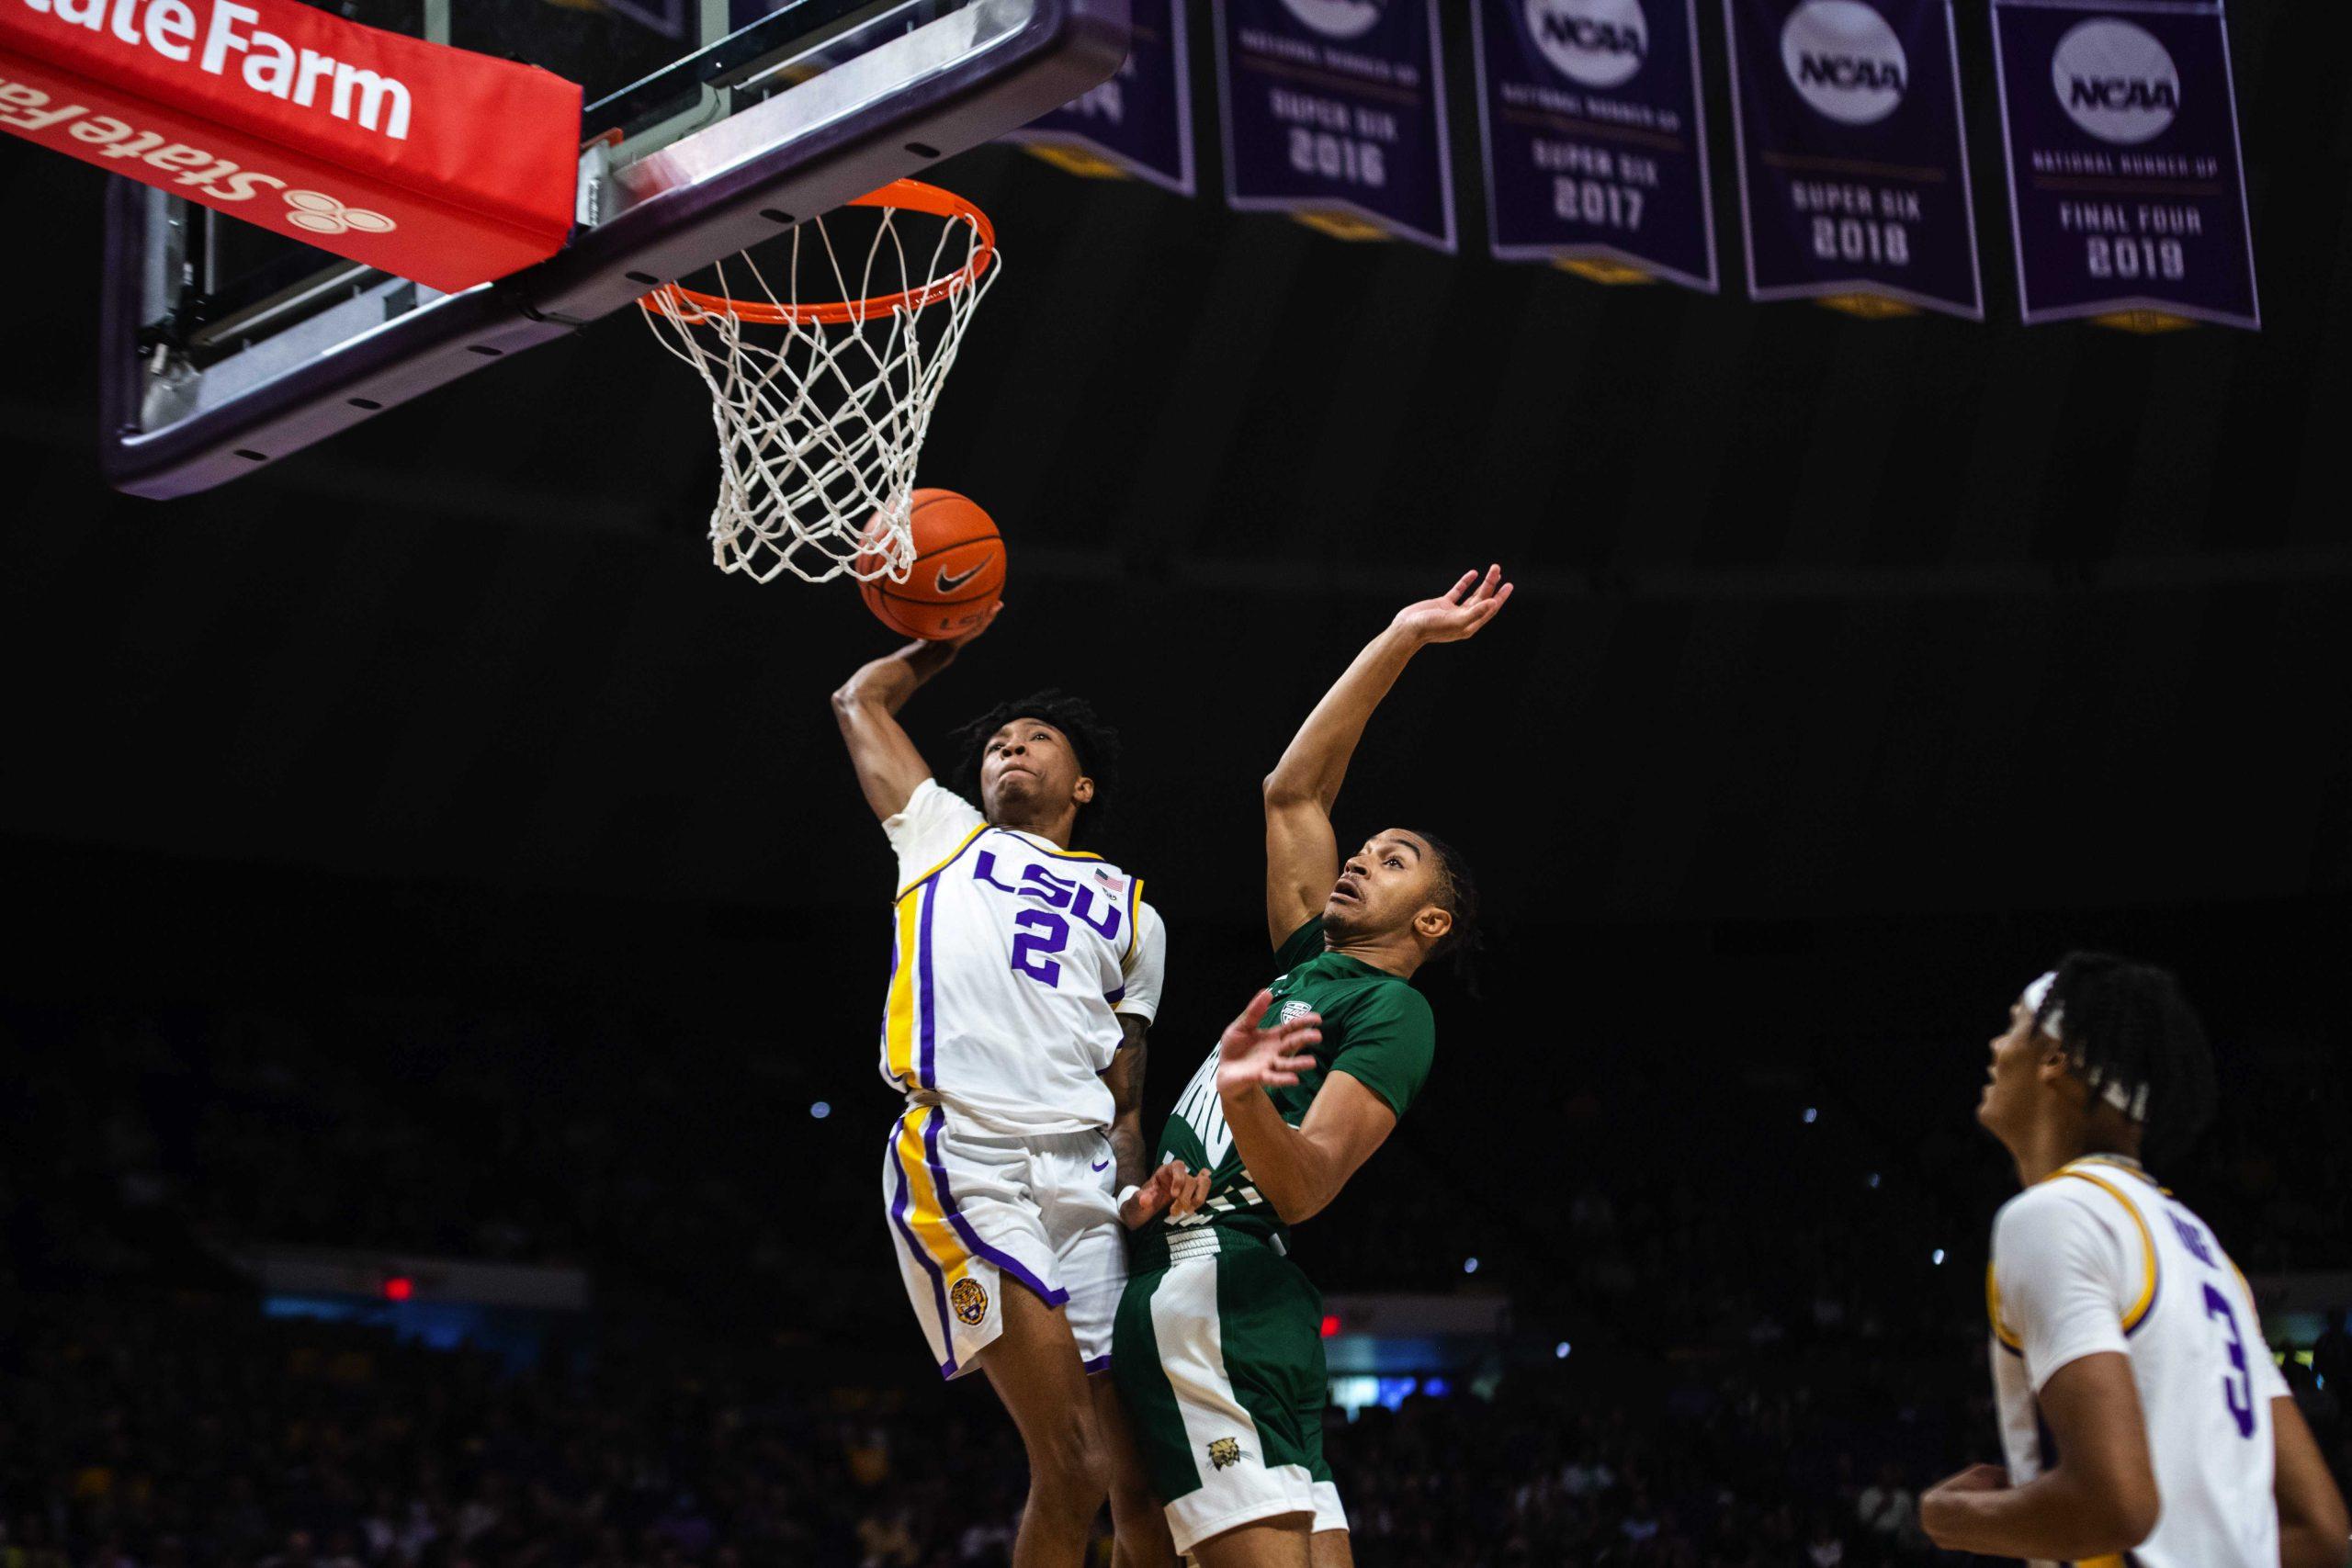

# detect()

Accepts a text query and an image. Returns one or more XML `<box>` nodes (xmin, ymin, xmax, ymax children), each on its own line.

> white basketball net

<box><xmin>640</xmin><ymin>195</ymin><xmax>1000</xmax><ymax>585</ymax></box>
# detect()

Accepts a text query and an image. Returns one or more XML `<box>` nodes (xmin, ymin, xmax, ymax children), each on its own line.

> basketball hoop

<box><xmin>639</xmin><ymin>180</ymin><xmax>1000</xmax><ymax>586</ymax></box>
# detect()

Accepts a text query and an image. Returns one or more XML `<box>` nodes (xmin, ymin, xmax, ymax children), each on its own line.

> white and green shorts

<box><xmin>1112</xmin><ymin>1240</ymin><xmax>1349</xmax><ymax>1555</ymax></box>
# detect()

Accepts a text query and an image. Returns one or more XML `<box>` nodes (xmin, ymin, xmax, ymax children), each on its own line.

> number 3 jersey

<box><xmin>1985</xmin><ymin>1155</ymin><xmax>2290</xmax><ymax>1568</ymax></box>
<box><xmin>878</xmin><ymin>779</ymin><xmax>1166</xmax><ymax>1136</ymax></box>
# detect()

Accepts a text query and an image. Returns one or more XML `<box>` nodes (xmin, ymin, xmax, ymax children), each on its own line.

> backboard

<box><xmin>98</xmin><ymin>0</ymin><xmax>1126</xmax><ymax>497</ymax></box>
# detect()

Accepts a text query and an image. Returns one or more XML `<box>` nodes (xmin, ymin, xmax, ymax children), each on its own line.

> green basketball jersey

<box><xmin>1134</xmin><ymin>919</ymin><xmax>1435</xmax><ymax>1269</ymax></box>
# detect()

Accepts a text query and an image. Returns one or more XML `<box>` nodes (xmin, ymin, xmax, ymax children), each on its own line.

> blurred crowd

<box><xmin>0</xmin><ymin>1292</ymin><xmax>2002</xmax><ymax>1568</ymax></box>
<box><xmin>13</xmin><ymin>994</ymin><xmax>2346</xmax><ymax>1310</ymax></box>
<box><xmin>5</xmin><ymin>993</ymin><xmax>2347</xmax><ymax>1568</ymax></box>
<box><xmin>6</xmin><ymin>1291</ymin><xmax>2340</xmax><ymax>1568</ymax></box>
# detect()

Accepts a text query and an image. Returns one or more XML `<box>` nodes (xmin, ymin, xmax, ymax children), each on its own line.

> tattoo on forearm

<box><xmin>1110</xmin><ymin>1120</ymin><xmax>1148</xmax><ymax>1188</ymax></box>
<box><xmin>1110</xmin><ymin>1029</ymin><xmax>1148</xmax><ymax>1185</ymax></box>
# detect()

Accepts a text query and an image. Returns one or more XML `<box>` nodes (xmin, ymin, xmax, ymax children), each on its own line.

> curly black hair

<box><xmin>951</xmin><ymin>690</ymin><xmax>1121</xmax><ymax>845</ymax></box>
<box><xmin>2031</xmin><ymin>951</ymin><xmax>2217</xmax><ymax>1167</ymax></box>
<box><xmin>1408</xmin><ymin>829</ymin><xmax>1483</xmax><ymax>985</ymax></box>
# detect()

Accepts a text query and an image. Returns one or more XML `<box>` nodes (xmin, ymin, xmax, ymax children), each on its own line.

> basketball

<box><xmin>857</xmin><ymin>489</ymin><xmax>1006</xmax><ymax>641</ymax></box>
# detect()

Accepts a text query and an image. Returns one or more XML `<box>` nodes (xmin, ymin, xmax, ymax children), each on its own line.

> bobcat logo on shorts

<box><xmin>1206</xmin><ymin>1438</ymin><xmax>1243</xmax><ymax>1471</ymax></box>
<box><xmin>950</xmin><ymin>1278</ymin><xmax>989</xmax><ymax>1325</ymax></box>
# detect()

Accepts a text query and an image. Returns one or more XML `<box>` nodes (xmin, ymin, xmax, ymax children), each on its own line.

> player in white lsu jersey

<box><xmin>1921</xmin><ymin>953</ymin><xmax>2349</xmax><ymax>1568</ymax></box>
<box><xmin>833</xmin><ymin>612</ymin><xmax>1201</xmax><ymax>1567</ymax></box>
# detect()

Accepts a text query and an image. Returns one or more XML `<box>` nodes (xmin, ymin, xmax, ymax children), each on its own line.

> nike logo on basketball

<box><xmin>1092</xmin><ymin>1159</ymin><xmax>1111</xmax><ymax>1171</ymax></box>
<box><xmin>935</xmin><ymin>563</ymin><xmax>986</xmax><ymax>593</ymax></box>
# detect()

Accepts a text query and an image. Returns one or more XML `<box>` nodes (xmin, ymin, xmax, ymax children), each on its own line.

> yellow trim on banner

<box><xmin>1022</xmin><ymin>142</ymin><xmax>1135</xmax><ymax>181</ymax></box>
<box><xmin>1292</xmin><ymin>209</ymin><xmax>1393</xmax><ymax>243</ymax></box>
<box><xmin>1555</xmin><ymin>256</ymin><xmax>1657</xmax><ymax>286</ymax></box>
<box><xmin>2093</xmin><ymin>310</ymin><xmax>2195</xmax><ymax>334</ymax></box>
<box><xmin>1816</xmin><ymin>292</ymin><xmax>1920</xmax><ymax>320</ymax></box>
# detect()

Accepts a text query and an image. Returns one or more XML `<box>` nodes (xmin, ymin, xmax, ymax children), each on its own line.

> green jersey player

<box><xmin>1110</xmin><ymin>567</ymin><xmax>1512</xmax><ymax>1568</ymax></box>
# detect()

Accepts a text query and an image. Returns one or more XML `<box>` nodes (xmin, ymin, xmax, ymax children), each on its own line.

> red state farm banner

<box><xmin>0</xmin><ymin>0</ymin><xmax>580</xmax><ymax>291</ymax></box>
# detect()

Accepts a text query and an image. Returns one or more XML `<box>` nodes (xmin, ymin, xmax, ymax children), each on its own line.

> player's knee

<box><xmin>1106</xmin><ymin>1464</ymin><xmax>1159</xmax><ymax>1527</ymax></box>
<box><xmin>1023</xmin><ymin>1408</ymin><xmax>1107</xmax><ymax>1510</ymax></box>
<box><xmin>1106</xmin><ymin>1455</ymin><xmax>1153</xmax><ymax>1503</ymax></box>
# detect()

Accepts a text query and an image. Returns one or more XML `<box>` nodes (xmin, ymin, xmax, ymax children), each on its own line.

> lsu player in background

<box><xmin>1113</xmin><ymin>568</ymin><xmax>1511</xmax><ymax>1568</ymax></box>
<box><xmin>1923</xmin><ymin>953</ymin><xmax>2350</xmax><ymax>1567</ymax></box>
<box><xmin>832</xmin><ymin>611</ymin><xmax>1198</xmax><ymax>1568</ymax></box>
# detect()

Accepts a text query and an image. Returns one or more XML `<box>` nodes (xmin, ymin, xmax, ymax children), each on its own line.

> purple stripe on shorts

<box><xmin>922</xmin><ymin>1109</ymin><xmax>1071</xmax><ymax>1308</ymax></box>
<box><xmin>916</xmin><ymin>882</ymin><xmax>939</xmax><ymax>1089</ymax></box>
<box><xmin>1083</xmin><ymin>1353</ymin><xmax>1112</xmax><ymax>1375</ymax></box>
<box><xmin>888</xmin><ymin>1113</ymin><xmax>959</xmax><ymax>1379</ymax></box>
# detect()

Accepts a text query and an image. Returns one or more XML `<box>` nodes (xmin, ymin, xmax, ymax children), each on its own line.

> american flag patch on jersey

<box><xmin>1093</xmin><ymin>869</ymin><xmax>1127</xmax><ymax>896</ymax></box>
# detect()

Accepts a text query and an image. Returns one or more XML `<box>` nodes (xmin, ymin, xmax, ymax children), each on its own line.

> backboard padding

<box><xmin>98</xmin><ymin>0</ymin><xmax>1127</xmax><ymax>498</ymax></box>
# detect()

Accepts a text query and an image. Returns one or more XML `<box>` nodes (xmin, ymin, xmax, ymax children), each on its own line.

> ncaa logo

<box><xmin>2051</xmin><ymin>18</ymin><xmax>2178</xmax><ymax>144</ymax></box>
<box><xmin>1779</xmin><ymin>0</ymin><xmax>1907</xmax><ymax>126</ymax></box>
<box><xmin>1280</xmin><ymin>0</ymin><xmax>1385</xmax><ymax>40</ymax></box>
<box><xmin>1526</xmin><ymin>0</ymin><xmax>1649</xmax><ymax>90</ymax></box>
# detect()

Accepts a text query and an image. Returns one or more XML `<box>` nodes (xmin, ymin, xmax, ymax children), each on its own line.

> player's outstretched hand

<box><xmin>1214</xmin><ymin>988</ymin><xmax>1323</xmax><ymax>1094</ymax></box>
<box><xmin>1391</xmin><ymin>565</ymin><xmax>1512</xmax><ymax>646</ymax></box>
<box><xmin>1121</xmin><ymin>1160</ymin><xmax>1212</xmax><ymax>1230</ymax></box>
<box><xmin>948</xmin><ymin>601</ymin><xmax>1003</xmax><ymax>650</ymax></box>
<box><xmin>906</xmin><ymin>601</ymin><xmax>1002</xmax><ymax>663</ymax></box>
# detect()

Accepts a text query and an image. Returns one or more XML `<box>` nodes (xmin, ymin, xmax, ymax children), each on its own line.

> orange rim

<box><xmin>641</xmin><ymin>179</ymin><xmax>995</xmax><ymax>327</ymax></box>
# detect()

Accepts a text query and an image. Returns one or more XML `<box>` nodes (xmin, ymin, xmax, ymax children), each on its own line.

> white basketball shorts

<box><xmin>880</xmin><ymin>1101</ymin><xmax>1126</xmax><ymax>1379</ymax></box>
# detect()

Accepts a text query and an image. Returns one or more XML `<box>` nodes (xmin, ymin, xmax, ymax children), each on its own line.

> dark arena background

<box><xmin>6</xmin><ymin>0</ymin><xmax>2352</xmax><ymax>1562</ymax></box>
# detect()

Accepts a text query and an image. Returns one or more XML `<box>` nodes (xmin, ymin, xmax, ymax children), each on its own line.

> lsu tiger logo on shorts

<box><xmin>950</xmin><ymin>1278</ymin><xmax>990</xmax><ymax>1325</ymax></box>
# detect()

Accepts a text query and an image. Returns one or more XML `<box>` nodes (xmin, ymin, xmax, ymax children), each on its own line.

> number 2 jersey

<box><xmin>1986</xmin><ymin>1155</ymin><xmax>2290</xmax><ymax>1568</ymax></box>
<box><xmin>1133</xmin><ymin>917</ymin><xmax>1433</xmax><ymax>1272</ymax></box>
<box><xmin>878</xmin><ymin>779</ymin><xmax>1167</xmax><ymax>1136</ymax></box>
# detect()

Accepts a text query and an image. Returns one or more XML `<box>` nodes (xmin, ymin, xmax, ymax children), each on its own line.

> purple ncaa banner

<box><xmin>1473</xmin><ymin>0</ymin><xmax>1719</xmax><ymax>292</ymax></box>
<box><xmin>1009</xmin><ymin>0</ymin><xmax>1196</xmax><ymax>195</ymax></box>
<box><xmin>1212</xmin><ymin>0</ymin><xmax>1457</xmax><ymax>251</ymax></box>
<box><xmin>1991</xmin><ymin>0</ymin><xmax>2257</xmax><ymax>329</ymax></box>
<box><xmin>1724</xmin><ymin>0</ymin><xmax>1983</xmax><ymax>317</ymax></box>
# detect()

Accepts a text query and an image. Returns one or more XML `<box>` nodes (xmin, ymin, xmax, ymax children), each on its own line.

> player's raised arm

<box><xmin>1261</xmin><ymin>567</ymin><xmax>1511</xmax><ymax>947</ymax></box>
<box><xmin>830</xmin><ymin>608</ymin><xmax>1000</xmax><ymax>821</ymax></box>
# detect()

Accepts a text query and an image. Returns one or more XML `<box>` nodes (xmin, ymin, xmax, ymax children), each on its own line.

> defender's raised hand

<box><xmin>1390</xmin><ymin>565</ymin><xmax>1513</xmax><ymax>646</ymax></box>
<box><xmin>1215</xmin><ymin>988</ymin><xmax>1324</xmax><ymax>1093</ymax></box>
